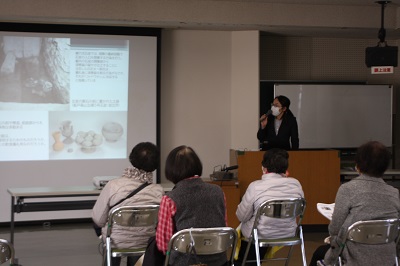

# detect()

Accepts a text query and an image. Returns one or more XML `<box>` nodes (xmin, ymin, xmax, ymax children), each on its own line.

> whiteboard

<box><xmin>274</xmin><ymin>84</ymin><xmax>393</xmax><ymax>149</ymax></box>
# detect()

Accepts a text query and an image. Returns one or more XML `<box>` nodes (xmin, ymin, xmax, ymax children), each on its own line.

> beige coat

<box><xmin>92</xmin><ymin>176</ymin><xmax>164</xmax><ymax>248</ymax></box>
<box><xmin>236</xmin><ymin>173</ymin><xmax>304</xmax><ymax>239</ymax></box>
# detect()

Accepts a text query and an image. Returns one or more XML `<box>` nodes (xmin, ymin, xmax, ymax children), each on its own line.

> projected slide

<box><xmin>0</xmin><ymin>36</ymin><xmax>129</xmax><ymax>161</ymax></box>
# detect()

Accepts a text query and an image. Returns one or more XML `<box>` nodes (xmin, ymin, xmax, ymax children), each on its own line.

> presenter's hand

<box><xmin>260</xmin><ymin>114</ymin><xmax>268</xmax><ymax>129</ymax></box>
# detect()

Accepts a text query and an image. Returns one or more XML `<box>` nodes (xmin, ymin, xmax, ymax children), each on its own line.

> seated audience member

<box><xmin>155</xmin><ymin>145</ymin><xmax>228</xmax><ymax>266</ymax></box>
<box><xmin>92</xmin><ymin>142</ymin><xmax>164</xmax><ymax>266</ymax></box>
<box><xmin>309</xmin><ymin>140</ymin><xmax>400</xmax><ymax>266</ymax></box>
<box><xmin>234</xmin><ymin>148</ymin><xmax>304</xmax><ymax>266</ymax></box>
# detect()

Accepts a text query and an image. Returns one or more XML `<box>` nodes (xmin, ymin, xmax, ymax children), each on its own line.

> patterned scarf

<box><xmin>122</xmin><ymin>166</ymin><xmax>153</xmax><ymax>183</ymax></box>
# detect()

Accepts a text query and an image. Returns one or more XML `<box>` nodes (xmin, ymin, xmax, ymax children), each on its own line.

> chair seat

<box><xmin>242</xmin><ymin>236</ymin><xmax>302</xmax><ymax>247</ymax></box>
<box><xmin>258</xmin><ymin>237</ymin><xmax>302</xmax><ymax>247</ymax></box>
<box><xmin>111</xmin><ymin>247</ymin><xmax>146</xmax><ymax>257</ymax></box>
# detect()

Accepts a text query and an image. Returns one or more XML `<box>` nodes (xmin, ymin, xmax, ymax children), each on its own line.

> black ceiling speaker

<box><xmin>366</xmin><ymin>46</ymin><xmax>398</xmax><ymax>67</ymax></box>
<box><xmin>365</xmin><ymin>1</ymin><xmax>398</xmax><ymax>67</ymax></box>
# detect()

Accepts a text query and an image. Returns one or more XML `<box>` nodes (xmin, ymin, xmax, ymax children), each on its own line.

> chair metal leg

<box><xmin>395</xmin><ymin>256</ymin><xmax>399</xmax><ymax>266</ymax></box>
<box><xmin>254</xmin><ymin>229</ymin><xmax>261</xmax><ymax>266</ymax></box>
<box><xmin>102</xmin><ymin>245</ymin><xmax>106</xmax><ymax>266</ymax></box>
<box><xmin>300</xmin><ymin>226</ymin><xmax>307</xmax><ymax>266</ymax></box>
<box><xmin>241</xmin><ymin>237</ymin><xmax>253</xmax><ymax>266</ymax></box>
<box><xmin>106</xmin><ymin>237</ymin><xmax>111</xmax><ymax>266</ymax></box>
<box><xmin>285</xmin><ymin>246</ymin><xmax>295</xmax><ymax>266</ymax></box>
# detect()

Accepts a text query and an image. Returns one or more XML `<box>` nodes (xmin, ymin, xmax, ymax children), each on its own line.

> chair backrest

<box><xmin>106</xmin><ymin>205</ymin><xmax>159</xmax><ymax>236</ymax></box>
<box><xmin>165</xmin><ymin>227</ymin><xmax>237</xmax><ymax>265</ymax></box>
<box><xmin>252</xmin><ymin>198</ymin><xmax>306</xmax><ymax>232</ymax></box>
<box><xmin>0</xmin><ymin>238</ymin><xmax>15</xmax><ymax>264</ymax></box>
<box><xmin>104</xmin><ymin>205</ymin><xmax>159</xmax><ymax>266</ymax></box>
<box><xmin>346</xmin><ymin>218</ymin><xmax>400</xmax><ymax>245</ymax></box>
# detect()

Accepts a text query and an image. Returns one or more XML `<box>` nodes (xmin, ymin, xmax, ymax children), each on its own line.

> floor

<box><xmin>0</xmin><ymin>222</ymin><xmax>327</xmax><ymax>266</ymax></box>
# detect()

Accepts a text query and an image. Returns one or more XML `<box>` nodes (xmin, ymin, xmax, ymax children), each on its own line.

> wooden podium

<box><xmin>237</xmin><ymin>150</ymin><xmax>340</xmax><ymax>224</ymax></box>
<box><xmin>210</xmin><ymin>180</ymin><xmax>241</xmax><ymax>228</ymax></box>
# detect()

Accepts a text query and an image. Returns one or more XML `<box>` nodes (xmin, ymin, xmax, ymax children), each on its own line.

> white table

<box><xmin>8</xmin><ymin>183</ymin><xmax>174</xmax><ymax>244</ymax></box>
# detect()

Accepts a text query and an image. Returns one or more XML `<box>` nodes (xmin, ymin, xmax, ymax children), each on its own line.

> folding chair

<box><xmin>241</xmin><ymin>198</ymin><xmax>307</xmax><ymax>266</ymax></box>
<box><xmin>337</xmin><ymin>218</ymin><xmax>400</xmax><ymax>266</ymax></box>
<box><xmin>164</xmin><ymin>227</ymin><xmax>238</xmax><ymax>266</ymax></box>
<box><xmin>0</xmin><ymin>238</ymin><xmax>15</xmax><ymax>265</ymax></box>
<box><xmin>103</xmin><ymin>205</ymin><xmax>159</xmax><ymax>266</ymax></box>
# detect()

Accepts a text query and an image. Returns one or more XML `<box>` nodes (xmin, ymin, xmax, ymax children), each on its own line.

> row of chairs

<box><xmin>2</xmin><ymin>198</ymin><xmax>398</xmax><ymax>266</ymax></box>
<box><xmin>103</xmin><ymin>198</ymin><xmax>308</xmax><ymax>266</ymax></box>
<box><xmin>102</xmin><ymin>205</ymin><xmax>238</xmax><ymax>266</ymax></box>
<box><xmin>103</xmin><ymin>198</ymin><xmax>400</xmax><ymax>266</ymax></box>
<box><xmin>243</xmin><ymin>198</ymin><xmax>400</xmax><ymax>266</ymax></box>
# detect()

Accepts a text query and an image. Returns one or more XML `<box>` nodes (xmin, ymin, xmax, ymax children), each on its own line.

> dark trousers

<box><xmin>309</xmin><ymin>244</ymin><xmax>330</xmax><ymax>266</ymax></box>
<box><xmin>234</xmin><ymin>240</ymin><xmax>268</xmax><ymax>266</ymax></box>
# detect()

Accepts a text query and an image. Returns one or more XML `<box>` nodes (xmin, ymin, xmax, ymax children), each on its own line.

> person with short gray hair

<box><xmin>310</xmin><ymin>140</ymin><xmax>400</xmax><ymax>266</ymax></box>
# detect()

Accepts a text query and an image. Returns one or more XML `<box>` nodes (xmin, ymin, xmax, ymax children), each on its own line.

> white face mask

<box><xmin>271</xmin><ymin>106</ymin><xmax>281</xmax><ymax>116</ymax></box>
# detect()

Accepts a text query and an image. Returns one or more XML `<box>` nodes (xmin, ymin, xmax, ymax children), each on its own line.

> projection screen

<box><xmin>0</xmin><ymin>23</ymin><xmax>160</xmax><ymax>223</ymax></box>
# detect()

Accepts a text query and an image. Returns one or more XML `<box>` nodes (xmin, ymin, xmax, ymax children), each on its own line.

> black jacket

<box><xmin>257</xmin><ymin>113</ymin><xmax>299</xmax><ymax>151</ymax></box>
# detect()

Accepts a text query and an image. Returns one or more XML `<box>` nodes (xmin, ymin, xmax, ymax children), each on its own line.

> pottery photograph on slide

<box><xmin>75</xmin><ymin>130</ymin><xmax>103</xmax><ymax>153</ymax></box>
<box><xmin>102</xmin><ymin>122</ymin><xmax>123</xmax><ymax>142</ymax></box>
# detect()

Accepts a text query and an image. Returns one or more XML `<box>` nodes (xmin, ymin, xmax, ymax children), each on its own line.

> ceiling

<box><xmin>130</xmin><ymin>0</ymin><xmax>400</xmax><ymax>39</ymax></box>
<box><xmin>1</xmin><ymin>0</ymin><xmax>400</xmax><ymax>40</ymax></box>
<box><xmin>223</xmin><ymin>0</ymin><xmax>400</xmax><ymax>39</ymax></box>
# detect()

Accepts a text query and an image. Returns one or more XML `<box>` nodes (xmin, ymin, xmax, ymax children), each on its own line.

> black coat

<box><xmin>257</xmin><ymin>113</ymin><xmax>299</xmax><ymax>151</ymax></box>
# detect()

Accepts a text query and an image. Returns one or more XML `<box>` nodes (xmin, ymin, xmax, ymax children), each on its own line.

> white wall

<box><xmin>160</xmin><ymin>30</ymin><xmax>259</xmax><ymax>182</ymax></box>
<box><xmin>231</xmin><ymin>31</ymin><xmax>259</xmax><ymax>150</ymax></box>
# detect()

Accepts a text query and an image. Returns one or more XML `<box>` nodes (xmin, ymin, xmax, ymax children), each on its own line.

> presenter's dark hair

<box><xmin>355</xmin><ymin>141</ymin><xmax>391</xmax><ymax>177</ymax></box>
<box><xmin>165</xmin><ymin>145</ymin><xmax>203</xmax><ymax>184</ymax></box>
<box><xmin>275</xmin><ymin>95</ymin><xmax>290</xmax><ymax>109</ymax></box>
<box><xmin>275</xmin><ymin>95</ymin><xmax>294</xmax><ymax>117</ymax></box>
<box><xmin>129</xmin><ymin>142</ymin><xmax>159</xmax><ymax>172</ymax></box>
<box><xmin>262</xmin><ymin>148</ymin><xmax>289</xmax><ymax>174</ymax></box>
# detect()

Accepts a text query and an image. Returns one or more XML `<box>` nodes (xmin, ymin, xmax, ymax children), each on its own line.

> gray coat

<box><xmin>324</xmin><ymin>174</ymin><xmax>400</xmax><ymax>266</ymax></box>
<box><xmin>92</xmin><ymin>176</ymin><xmax>164</xmax><ymax>248</ymax></box>
<box><xmin>166</xmin><ymin>177</ymin><xmax>227</xmax><ymax>266</ymax></box>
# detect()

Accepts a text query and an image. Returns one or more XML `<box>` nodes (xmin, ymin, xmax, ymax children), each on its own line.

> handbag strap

<box><xmin>187</xmin><ymin>228</ymin><xmax>203</xmax><ymax>266</ymax></box>
<box><xmin>110</xmin><ymin>182</ymin><xmax>149</xmax><ymax>209</ymax></box>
